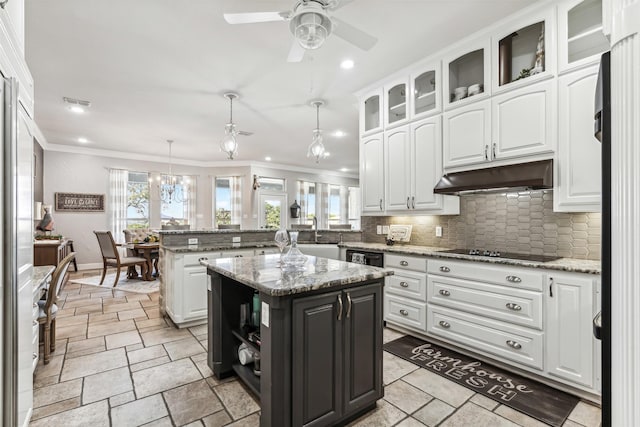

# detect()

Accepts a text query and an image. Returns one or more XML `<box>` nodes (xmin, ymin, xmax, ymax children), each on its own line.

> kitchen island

<box><xmin>203</xmin><ymin>254</ymin><xmax>393</xmax><ymax>427</ymax></box>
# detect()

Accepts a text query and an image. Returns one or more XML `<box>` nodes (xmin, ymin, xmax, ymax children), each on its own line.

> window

<box><xmin>214</xmin><ymin>177</ymin><xmax>242</xmax><ymax>227</ymax></box>
<box><xmin>298</xmin><ymin>181</ymin><xmax>360</xmax><ymax>229</ymax></box>
<box><xmin>258</xmin><ymin>177</ymin><xmax>285</xmax><ymax>191</ymax></box>
<box><xmin>259</xmin><ymin>193</ymin><xmax>287</xmax><ymax>229</ymax></box>
<box><xmin>160</xmin><ymin>175</ymin><xmax>191</xmax><ymax>225</ymax></box>
<box><xmin>348</xmin><ymin>186</ymin><xmax>361</xmax><ymax>230</ymax></box>
<box><xmin>127</xmin><ymin>172</ymin><xmax>150</xmax><ymax>229</ymax></box>
<box><xmin>328</xmin><ymin>185</ymin><xmax>342</xmax><ymax>225</ymax></box>
<box><xmin>298</xmin><ymin>181</ymin><xmax>317</xmax><ymax>224</ymax></box>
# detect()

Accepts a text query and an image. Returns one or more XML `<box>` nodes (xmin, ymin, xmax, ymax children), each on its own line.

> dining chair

<box><xmin>123</xmin><ymin>228</ymin><xmax>159</xmax><ymax>277</ymax></box>
<box><xmin>37</xmin><ymin>252</ymin><xmax>75</xmax><ymax>364</ymax></box>
<box><xmin>94</xmin><ymin>231</ymin><xmax>148</xmax><ymax>286</ymax></box>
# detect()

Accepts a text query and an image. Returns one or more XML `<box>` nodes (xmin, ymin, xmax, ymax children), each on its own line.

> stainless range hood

<box><xmin>433</xmin><ymin>159</ymin><xmax>553</xmax><ymax>195</ymax></box>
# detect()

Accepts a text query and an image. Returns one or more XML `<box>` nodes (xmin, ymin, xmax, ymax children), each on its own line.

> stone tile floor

<box><xmin>30</xmin><ymin>269</ymin><xmax>602</xmax><ymax>426</ymax></box>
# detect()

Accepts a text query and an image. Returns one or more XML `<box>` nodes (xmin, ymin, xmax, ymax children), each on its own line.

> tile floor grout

<box><xmin>29</xmin><ymin>268</ymin><xmax>601</xmax><ymax>427</ymax></box>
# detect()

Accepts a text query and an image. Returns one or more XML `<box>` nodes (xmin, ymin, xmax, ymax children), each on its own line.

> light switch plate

<box><xmin>188</xmin><ymin>238</ymin><xmax>198</xmax><ymax>245</ymax></box>
<box><xmin>436</xmin><ymin>226</ymin><xmax>443</xmax><ymax>237</ymax></box>
<box><xmin>376</xmin><ymin>225</ymin><xmax>382</xmax><ymax>234</ymax></box>
<box><xmin>232</xmin><ymin>236</ymin><xmax>241</xmax><ymax>243</ymax></box>
<box><xmin>382</xmin><ymin>225</ymin><xmax>390</xmax><ymax>234</ymax></box>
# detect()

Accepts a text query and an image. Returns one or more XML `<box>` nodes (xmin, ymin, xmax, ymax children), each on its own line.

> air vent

<box><xmin>63</xmin><ymin>97</ymin><xmax>91</xmax><ymax>107</ymax></box>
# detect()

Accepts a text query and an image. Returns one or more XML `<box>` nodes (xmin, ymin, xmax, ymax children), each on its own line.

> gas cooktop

<box><xmin>439</xmin><ymin>248</ymin><xmax>562</xmax><ymax>263</ymax></box>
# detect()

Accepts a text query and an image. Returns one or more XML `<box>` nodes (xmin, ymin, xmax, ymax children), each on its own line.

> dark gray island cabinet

<box><xmin>203</xmin><ymin>254</ymin><xmax>393</xmax><ymax>427</ymax></box>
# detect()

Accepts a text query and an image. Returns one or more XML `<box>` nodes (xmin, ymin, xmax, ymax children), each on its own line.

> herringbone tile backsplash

<box><xmin>361</xmin><ymin>191</ymin><xmax>601</xmax><ymax>260</ymax></box>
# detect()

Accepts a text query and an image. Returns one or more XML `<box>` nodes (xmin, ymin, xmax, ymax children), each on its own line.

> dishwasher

<box><xmin>346</xmin><ymin>249</ymin><xmax>384</xmax><ymax>267</ymax></box>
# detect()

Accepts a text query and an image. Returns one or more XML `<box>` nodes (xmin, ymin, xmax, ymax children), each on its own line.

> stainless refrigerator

<box><xmin>1</xmin><ymin>76</ymin><xmax>35</xmax><ymax>426</ymax></box>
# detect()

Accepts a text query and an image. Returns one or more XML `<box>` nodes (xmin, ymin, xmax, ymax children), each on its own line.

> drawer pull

<box><xmin>198</xmin><ymin>257</ymin><xmax>208</xmax><ymax>262</ymax></box>
<box><xmin>506</xmin><ymin>275</ymin><xmax>522</xmax><ymax>283</ymax></box>
<box><xmin>399</xmin><ymin>281</ymin><xmax>409</xmax><ymax>288</ymax></box>
<box><xmin>506</xmin><ymin>340</ymin><xmax>522</xmax><ymax>350</ymax></box>
<box><xmin>399</xmin><ymin>309</ymin><xmax>409</xmax><ymax>316</ymax></box>
<box><xmin>32</xmin><ymin>353</ymin><xmax>38</xmax><ymax>360</ymax></box>
<box><xmin>235</xmin><ymin>255</ymin><xmax>243</xmax><ymax>258</ymax></box>
<box><xmin>439</xmin><ymin>321</ymin><xmax>450</xmax><ymax>328</ymax></box>
<box><xmin>439</xmin><ymin>289</ymin><xmax>451</xmax><ymax>297</ymax></box>
<box><xmin>400</xmin><ymin>260</ymin><xmax>409</xmax><ymax>266</ymax></box>
<box><xmin>439</xmin><ymin>266</ymin><xmax>450</xmax><ymax>273</ymax></box>
<box><xmin>506</xmin><ymin>303</ymin><xmax>522</xmax><ymax>311</ymax></box>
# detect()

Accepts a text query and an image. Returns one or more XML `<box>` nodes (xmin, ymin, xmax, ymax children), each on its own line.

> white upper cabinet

<box><xmin>384</xmin><ymin>77</ymin><xmax>410</xmax><ymax>129</ymax></box>
<box><xmin>443</xmin><ymin>99</ymin><xmax>491</xmax><ymax>169</ymax></box>
<box><xmin>442</xmin><ymin>38</ymin><xmax>491</xmax><ymax>110</ymax></box>
<box><xmin>410</xmin><ymin>61</ymin><xmax>441</xmax><ymax>119</ymax></box>
<box><xmin>491</xmin><ymin>9</ymin><xmax>556</xmax><ymax>93</ymax></box>
<box><xmin>555</xmin><ymin>65</ymin><xmax>601</xmax><ymax>212</ymax></box>
<box><xmin>360</xmin><ymin>133</ymin><xmax>385</xmax><ymax>213</ymax></box>
<box><xmin>384</xmin><ymin>126</ymin><xmax>411</xmax><ymax>211</ymax></box>
<box><xmin>491</xmin><ymin>78</ymin><xmax>555</xmax><ymax>160</ymax></box>
<box><xmin>359</xmin><ymin>89</ymin><xmax>383</xmax><ymax>136</ymax></box>
<box><xmin>558</xmin><ymin>0</ymin><xmax>609</xmax><ymax>73</ymax></box>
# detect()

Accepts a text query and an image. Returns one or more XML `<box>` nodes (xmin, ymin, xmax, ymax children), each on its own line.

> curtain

<box><xmin>186</xmin><ymin>175</ymin><xmax>197</xmax><ymax>227</ymax></box>
<box><xmin>297</xmin><ymin>180</ymin><xmax>306</xmax><ymax>224</ymax></box>
<box><xmin>109</xmin><ymin>169</ymin><xmax>128</xmax><ymax>243</ymax></box>
<box><xmin>320</xmin><ymin>183</ymin><xmax>329</xmax><ymax>228</ymax></box>
<box><xmin>230</xmin><ymin>176</ymin><xmax>242</xmax><ymax>225</ymax></box>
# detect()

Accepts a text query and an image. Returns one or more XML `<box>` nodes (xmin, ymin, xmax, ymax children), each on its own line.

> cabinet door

<box><xmin>558</xmin><ymin>0</ymin><xmax>609</xmax><ymax>73</ymax></box>
<box><xmin>343</xmin><ymin>284</ymin><xmax>383</xmax><ymax>414</ymax></box>
<box><xmin>555</xmin><ymin>65</ymin><xmax>601</xmax><ymax>212</ymax></box>
<box><xmin>384</xmin><ymin>126</ymin><xmax>411</xmax><ymax>211</ymax></box>
<box><xmin>443</xmin><ymin>99</ymin><xmax>491</xmax><ymax>169</ymax></box>
<box><xmin>360</xmin><ymin>134</ymin><xmax>384</xmax><ymax>213</ymax></box>
<box><xmin>411</xmin><ymin>63</ymin><xmax>441</xmax><ymax>119</ymax></box>
<box><xmin>412</xmin><ymin>116</ymin><xmax>442</xmax><ymax>210</ymax></box>
<box><xmin>359</xmin><ymin>89</ymin><xmax>383</xmax><ymax>136</ymax></box>
<box><xmin>442</xmin><ymin>38</ymin><xmax>491</xmax><ymax>110</ymax></box>
<box><xmin>182</xmin><ymin>266</ymin><xmax>209</xmax><ymax>321</ymax></box>
<box><xmin>546</xmin><ymin>273</ymin><xmax>595</xmax><ymax>388</ymax></box>
<box><xmin>492</xmin><ymin>79</ymin><xmax>555</xmax><ymax>160</ymax></box>
<box><xmin>292</xmin><ymin>291</ymin><xmax>343</xmax><ymax>427</ymax></box>
<box><xmin>384</xmin><ymin>77</ymin><xmax>409</xmax><ymax>129</ymax></box>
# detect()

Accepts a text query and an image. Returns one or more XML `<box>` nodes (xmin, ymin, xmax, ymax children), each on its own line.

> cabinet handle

<box><xmin>439</xmin><ymin>266</ymin><xmax>450</xmax><ymax>273</ymax></box>
<box><xmin>346</xmin><ymin>292</ymin><xmax>352</xmax><ymax>318</ymax></box>
<box><xmin>439</xmin><ymin>289</ymin><xmax>451</xmax><ymax>297</ymax></box>
<box><xmin>337</xmin><ymin>295</ymin><xmax>343</xmax><ymax>321</ymax></box>
<box><xmin>505</xmin><ymin>303</ymin><xmax>522</xmax><ymax>311</ymax></box>
<box><xmin>33</xmin><ymin>320</ymin><xmax>38</xmax><ymax>327</ymax></box>
<box><xmin>399</xmin><ymin>281</ymin><xmax>409</xmax><ymax>288</ymax></box>
<box><xmin>439</xmin><ymin>321</ymin><xmax>450</xmax><ymax>328</ymax></box>
<box><xmin>399</xmin><ymin>309</ymin><xmax>409</xmax><ymax>316</ymax></box>
<box><xmin>235</xmin><ymin>255</ymin><xmax>243</xmax><ymax>258</ymax></box>
<box><xmin>400</xmin><ymin>260</ymin><xmax>409</xmax><ymax>266</ymax></box>
<box><xmin>549</xmin><ymin>277</ymin><xmax>554</xmax><ymax>297</ymax></box>
<box><xmin>407</xmin><ymin>197</ymin><xmax>410</xmax><ymax>209</ymax></box>
<box><xmin>492</xmin><ymin>143</ymin><xmax>497</xmax><ymax>159</ymax></box>
<box><xmin>506</xmin><ymin>275</ymin><xmax>521</xmax><ymax>283</ymax></box>
<box><xmin>32</xmin><ymin>353</ymin><xmax>38</xmax><ymax>360</ymax></box>
<box><xmin>484</xmin><ymin>145</ymin><xmax>489</xmax><ymax>160</ymax></box>
<box><xmin>33</xmin><ymin>302</ymin><xmax>38</xmax><ymax>308</ymax></box>
<box><xmin>411</xmin><ymin>196</ymin><xmax>415</xmax><ymax>209</ymax></box>
<box><xmin>198</xmin><ymin>257</ymin><xmax>208</xmax><ymax>262</ymax></box>
<box><xmin>506</xmin><ymin>340</ymin><xmax>522</xmax><ymax>350</ymax></box>
<box><xmin>379</xmin><ymin>199</ymin><xmax>383</xmax><ymax>211</ymax></box>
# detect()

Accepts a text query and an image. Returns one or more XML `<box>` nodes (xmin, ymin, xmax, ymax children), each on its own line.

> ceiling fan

<box><xmin>223</xmin><ymin>0</ymin><xmax>378</xmax><ymax>62</ymax></box>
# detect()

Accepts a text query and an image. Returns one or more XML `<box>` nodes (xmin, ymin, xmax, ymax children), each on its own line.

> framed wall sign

<box><xmin>55</xmin><ymin>193</ymin><xmax>105</xmax><ymax>212</ymax></box>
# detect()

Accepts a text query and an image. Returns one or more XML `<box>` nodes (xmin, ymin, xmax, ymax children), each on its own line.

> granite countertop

<box><xmin>163</xmin><ymin>242</ymin><xmax>279</xmax><ymax>253</ymax></box>
<box><xmin>201</xmin><ymin>254</ymin><xmax>394</xmax><ymax>297</ymax></box>
<box><xmin>338</xmin><ymin>242</ymin><xmax>601</xmax><ymax>275</ymax></box>
<box><xmin>32</xmin><ymin>265</ymin><xmax>55</xmax><ymax>290</ymax></box>
<box><xmin>159</xmin><ymin>229</ymin><xmax>362</xmax><ymax>235</ymax></box>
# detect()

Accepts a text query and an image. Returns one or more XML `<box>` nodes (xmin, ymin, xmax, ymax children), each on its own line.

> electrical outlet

<box><xmin>232</xmin><ymin>236</ymin><xmax>241</xmax><ymax>243</ymax></box>
<box><xmin>376</xmin><ymin>225</ymin><xmax>382</xmax><ymax>234</ymax></box>
<box><xmin>188</xmin><ymin>238</ymin><xmax>198</xmax><ymax>245</ymax></box>
<box><xmin>435</xmin><ymin>226</ymin><xmax>443</xmax><ymax>237</ymax></box>
<box><xmin>382</xmin><ymin>225</ymin><xmax>390</xmax><ymax>234</ymax></box>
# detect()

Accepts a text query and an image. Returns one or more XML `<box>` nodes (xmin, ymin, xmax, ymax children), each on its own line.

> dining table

<box><xmin>127</xmin><ymin>242</ymin><xmax>159</xmax><ymax>281</ymax></box>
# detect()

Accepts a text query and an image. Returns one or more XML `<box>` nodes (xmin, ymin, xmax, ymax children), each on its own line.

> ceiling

<box><xmin>25</xmin><ymin>0</ymin><xmax>536</xmax><ymax>174</ymax></box>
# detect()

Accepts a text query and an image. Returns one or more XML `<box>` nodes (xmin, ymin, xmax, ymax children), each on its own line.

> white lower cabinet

<box><xmin>546</xmin><ymin>271</ymin><xmax>598</xmax><ymax>388</ymax></box>
<box><xmin>384</xmin><ymin>254</ymin><xmax>428</xmax><ymax>333</ymax></box>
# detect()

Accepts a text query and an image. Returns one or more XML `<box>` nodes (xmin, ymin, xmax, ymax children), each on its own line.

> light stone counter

<box><xmin>163</xmin><ymin>241</ymin><xmax>278</xmax><ymax>253</ymax></box>
<box><xmin>339</xmin><ymin>242</ymin><xmax>601</xmax><ymax>275</ymax></box>
<box><xmin>202</xmin><ymin>253</ymin><xmax>394</xmax><ymax>296</ymax></box>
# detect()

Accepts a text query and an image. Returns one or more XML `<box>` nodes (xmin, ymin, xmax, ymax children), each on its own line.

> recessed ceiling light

<box><xmin>340</xmin><ymin>167</ymin><xmax>348</xmax><ymax>172</ymax></box>
<box><xmin>63</xmin><ymin>96</ymin><xmax>91</xmax><ymax>114</ymax></box>
<box><xmin>333</xmin><ymin>130</ymin><xmax>346</xmax><ymax>137</ymax></box>
<box><xmin>77</xmin><ymin>137</ymin><xmax>88</xmax><ymax>143</ymax></box>
<box><xmin>324</xmin><ymin>152</ymin><xmax>331</xmax><ymax>157</ymax></box>
<box><xmin>340</xmin><ymin>59</ymin><xmax>355</xmax><ymax>70</ymax></box>
<box><xmin>69</xmin><ymin>106</ymin><xmax>85</xmax><ymax>114</ymax></box>
<box><xmin>265</xmin><ymin>156</ymin><xmax>272</xmax><ymax>161</ymax></box>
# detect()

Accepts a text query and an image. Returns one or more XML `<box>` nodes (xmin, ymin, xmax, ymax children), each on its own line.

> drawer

<box><xmin>384</xmin><ymin>294</ymin><xmax>427</xmax><ymax>332</ymax></box>
<box><xmin>428</xmin><ymin>276</ymin><xmax>542</xmax><ymax>329</ymax></box>
<box><xmin>184</xmin><ymin>252</ymin><xmax>219</xmax><ymax>267</ymax></box>
<box><xmin>428</xmin><ymin>259</ymin><xmax>544</xmax><ymax>291</ymax></box>
<box><xmin>385</xmin><ymin>254</ymin><xmax>427</xmax><ymax>272</ymax></box>
<box><xmin>427</xmin><ymin>305</ymin><xmax>544</xmax><ymax>370</ymax></box>
<box><xmin>31</xmin><ymin>332</ymin><xmax>39</xmax><ymax>372</ymax></box>
<box><xmin>386</xmin><ymin>270</ymin><xmax>427</xmax><ymax>301</ymax></box>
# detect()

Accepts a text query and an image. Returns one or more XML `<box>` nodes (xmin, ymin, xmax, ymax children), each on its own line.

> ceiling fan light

<box><xmin>293</xmin><ymin>12</ymin><xmax>331</xmax><ymax>50</ymax></box>
<box><xmin>307</xmin><ymin>129</ymin><xmax>325</xmax><ymax>163</ymax></box>
<box><xmin>220</xmin><ymin>133</ymin><xmax>238</xmax><ymax>160</ymax></box>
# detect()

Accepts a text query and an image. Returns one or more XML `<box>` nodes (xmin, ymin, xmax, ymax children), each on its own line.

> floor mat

<box><xmin>384</xmin><ymin>335</ymin><xmax>580</xmax><ymax>427</ymax></box>
<box><xmin>68</xmin><ymin>272</ymin><xmax>159</xmax><ymax>294</ymax></box>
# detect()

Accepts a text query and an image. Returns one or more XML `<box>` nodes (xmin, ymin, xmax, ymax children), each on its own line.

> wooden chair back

<box><xmin>42</xmin><ymin>252</ymin><xmax>76</xmax><ymax>318</ymax></box>
<box><xmin>94</xmin><ymin>231</ymin><xmax>120</xmax><ymax>261</ymax></box>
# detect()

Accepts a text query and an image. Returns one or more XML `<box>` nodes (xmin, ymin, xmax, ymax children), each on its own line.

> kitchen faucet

<box><xmin>312</xmin><ymin>216</ymin><xmax>322</xmax><ymax>243</ymax></box>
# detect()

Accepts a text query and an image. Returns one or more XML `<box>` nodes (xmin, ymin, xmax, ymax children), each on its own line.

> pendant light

<box><xmin>160</xmin><ymin>140</ymin><xmax>187</xmax><ymax>204</ymax></box>
<box><xmin>220</xmin><ymin>93</ymin><xmax>239</xmax><ymax>160</ymax></box>
<box><xmin>307</xmin><ymin>100</ymin><xmax>325</xmax><ymax>163</ymax></box>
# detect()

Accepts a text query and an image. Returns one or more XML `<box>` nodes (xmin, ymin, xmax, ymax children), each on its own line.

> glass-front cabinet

<box><xmin>410</xmin><ymin>61</ymin><xmax>441</xmax><ymax>119</ymax></box>
<box><xmin>359</xmin><ymin>89</ymin><xmax>383</xmax><ymax>136</ymax></box>
<box><xmin>442</xmin><ymin>38</ymin><xmax>491</xmax><ymax>110</ymax></box>
<box><xmin>557</xmin><ymin>0</ymin><xmax>609</xmax><ymax>73</ymax></box>
<box><xmin>384</xmin><ymin>77</ymin><xmax>409</xmax><ymax>128</ymax></box>
<box><xmin>491</xmin><ymin>9</ymin><xmax>555</xmax><ymax>92</ymax></box>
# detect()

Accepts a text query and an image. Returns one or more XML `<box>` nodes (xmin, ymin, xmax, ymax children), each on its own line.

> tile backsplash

<box><xmin>361</xmin><ymin>191</ymin><xmax>601</xmax><ymax>260</ymax></box>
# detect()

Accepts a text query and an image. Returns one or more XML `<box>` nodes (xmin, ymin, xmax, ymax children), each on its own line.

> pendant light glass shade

<box><xmin>160</xmin><ymin>140</ymin><xmax>187</xmax><ymax>204</ymax></box>
<box><xmin>307</xmin><ymin>100</ymin><xmax>325</xmax><ymax>163</ymax></box>
<box><xmin>289</xmin><ymin>4</ymin><xmax>332</xmax><ymax>50</ymax></box>
<box><xmin>220</xmin><ymin>93</ymin><xmax>239</xmax><ymax>160</ymax></box>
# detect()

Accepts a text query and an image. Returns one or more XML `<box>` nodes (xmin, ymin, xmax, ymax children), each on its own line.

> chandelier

<box><xmin>307</xmin><ymin>100</ymin><xmax>325</xmax><ymax>163</ymax></box>
<box><xmin>160</xmin><ymin>140</ymin><xmax>188</xmax><ymax>204</ymax></box>
<box><xmin>220</xmin><ymin>93</ymin><xmax>239</xmax><ymax>160</ymax></box>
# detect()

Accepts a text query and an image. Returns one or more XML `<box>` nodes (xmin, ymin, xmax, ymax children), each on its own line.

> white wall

<box><xmin>43</xmin><ymin>151</ymin><xmax>357</xmax><ymax>266</ymax></box>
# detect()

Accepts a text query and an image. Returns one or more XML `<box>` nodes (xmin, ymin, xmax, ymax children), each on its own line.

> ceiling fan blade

<box><xmin>331</xmin><ymin>16</ymin><xmax>377</xmax><ymax>51</ymax></box>
<box><xmin>237</xmin><ymin>130</ymin><xmax>254</xmax><ymax>136</ymax></box>
<box><xmin>287</xmin><ymin>40</ymin><xmax>306</xmax><ymax>63</ymax></box>
<box><xmin>327</xmin><ymin>0</ymin><xmax>355</xmax><ymax>11</ymax></box>
<box><xmin>223</xmin><ymin>11</ymin><xmax>289</xmax><ymax>24</ymax></box>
